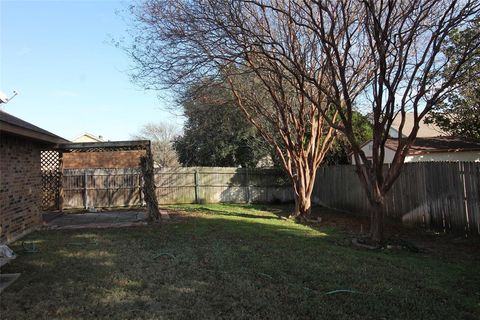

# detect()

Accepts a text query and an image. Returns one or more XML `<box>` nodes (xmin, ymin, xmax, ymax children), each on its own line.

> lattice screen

<box><xmin>40</xmin><ymin>151</ymin><xmax>61</xmax><ymax>211</ymax></box>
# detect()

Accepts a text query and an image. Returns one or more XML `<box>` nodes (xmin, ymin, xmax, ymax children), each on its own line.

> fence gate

<box><xmin>40</xmin><ymin>150</ymin><xmax>62</xmax><ymax>211</ymax></box>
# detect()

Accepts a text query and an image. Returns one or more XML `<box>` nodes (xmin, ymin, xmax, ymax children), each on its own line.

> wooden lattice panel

<box><xmin>41</xmin><ymin>151</ymin><xmax>60</xmax><ymax>211</ymax></box>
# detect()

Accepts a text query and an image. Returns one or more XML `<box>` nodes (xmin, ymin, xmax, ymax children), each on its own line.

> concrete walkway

<box><xmin>44</xmin><ymin>211</ymin><xmax>148</xmax><ymax>230</ymax></box>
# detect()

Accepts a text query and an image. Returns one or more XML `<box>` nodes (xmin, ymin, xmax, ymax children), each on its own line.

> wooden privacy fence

<box><xmin>60</xmin><ymin>167</ymin><xmax>293</xmax><ymax>209</ymax></box>
<box><xmin>62</xmin><ymin>168</ymin><xmax>143</xmax><ymax>209</ymax></box>
<box><xmin>56</xmin><ymin>162</ymin><xmax>479</xmax><ymax>234</ymax></box>
<box><xmin>313</xmin><ymin>162</ymin><xmax>480</xmax><ymax>235</ymax></box>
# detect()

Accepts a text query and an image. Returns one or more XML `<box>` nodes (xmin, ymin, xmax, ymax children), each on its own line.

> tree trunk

<box><xmin>140</xmin><ymin>152</ymin><xmax>160</xmax><ymax>222</ymax></box>
<box><xmin>369</xmin><ymin>197</ymin><xmax>385</xmax><ymax>243</ymax></box>
<box><xmin>288</xmin><ymin>160</ymin><xmax>318</xmax><ymax>221</ymax></box>
<box><xmin>291</xmin><ymin>190</ymin><xmax>312</xmax><ymax>221</ymax></box>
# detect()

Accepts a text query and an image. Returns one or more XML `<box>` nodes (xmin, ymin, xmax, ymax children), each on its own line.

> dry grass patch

<box><xmin>1</xmin><ymin>204</ymin><xmax>479</xmax><ymax>319</ymax></box>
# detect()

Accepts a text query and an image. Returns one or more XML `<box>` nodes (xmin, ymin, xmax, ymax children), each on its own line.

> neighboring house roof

<box><xmin>350</xmin><ymin>136</ymin><xmax>480</xmax><ymax>157</ymax></box>
<box><xmin>72</xmin><ymin>133</ymin><xmax>105</xmax><ymax>143</ymax></box>
<box><xmin>386</xmin><ymin>136</ymin><xmax>480</xmax><ymax>155</ymax></box>
<box><xmin>0</xmin><ymin>110</ymin><xmax>69</xmax><ymax>144</ymax></box>
<box><xmin>390</xmin><ymin>113</ymin><xmax>445</xmax><ymax>138</ymax></box>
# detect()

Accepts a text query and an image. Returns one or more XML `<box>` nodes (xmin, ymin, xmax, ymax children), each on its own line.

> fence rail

<box><xmin>60</xmin><ymin>167</ymin><xmax>293</xmax><ymax>209</ymax></box>
<box><xmin>62</xmin><ymin>169</ymin><xmax>143</xmax><ymax>209</ymax></box>
<box><xmin>46</xmin><ymin>162</ymin><xmax>480</xmax><ymax>235</ymax></box>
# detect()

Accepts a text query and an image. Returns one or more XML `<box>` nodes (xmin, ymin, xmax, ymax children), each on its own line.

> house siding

<box><xmin>0</xmin><ymin>134</ymin><xmax>43</xmax><ymax>243</ymax></box>
<box><xmin>351</xmin><ymin>141</ymin><xmax>480</xmax><ymax>164</ymax></box>
<box><xmin>72</xmin><ymin>134</ymin><xmax>103</xmax><ymax>143</ymax></box>
<box><xmin>351</xmin><ymin>141</ymin><xmax>396</xmax><ymax>165</ymax></box>
<box><xmin>405</xmin><ymin>151</ymin><xmax>480</xmax><ymax>162</ymax></box>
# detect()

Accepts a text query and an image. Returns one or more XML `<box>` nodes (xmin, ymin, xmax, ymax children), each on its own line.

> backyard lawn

<box><xmin>1</xmin><ymin>204</ymin><xmax>479</xmax><ymax>319</ymax></box>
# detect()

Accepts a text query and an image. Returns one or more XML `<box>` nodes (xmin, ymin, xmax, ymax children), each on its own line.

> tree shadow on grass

<box><xmin>0</xmin><ymin>222</ymin><xmax>325</xmax><ymax>319</ymax></box>
<box><xmin>170</xmin><ymin>203</ymin><xmax>354</xmax><ymax>238</ymax></box>
<box><xmin>0</xmin><ymin>213</ymin><xmax>478</xmax><ymax>320</ymax></box>
<box><xmin>184</xmin><ymin>206</ymin><xmax>285</xmax><ymax>221</ymax></box>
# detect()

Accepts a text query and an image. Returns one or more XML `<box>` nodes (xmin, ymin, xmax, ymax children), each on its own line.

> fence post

<box><xmin>139</xmin><ymin>174</ymin><xmax>145</xmax><ymax>206</ymax></box>
<box><xmin>194</xmin><ymin>170</ymin><xmax>199</xmax><ymax>203</ymax></box>
<box><xmin>246</xmin><ymin>169</ymin><xmax>251</xmax><ymax>203</ymax></box>
<box><xmin>107</xmin><ymin>171</ymin><xmax>112</xmax><ymax>207</ymax></box>
<box><xmin>84</xmin><ymin>171</ymin><xmax>88</xmax><ymax>209</ymax></box>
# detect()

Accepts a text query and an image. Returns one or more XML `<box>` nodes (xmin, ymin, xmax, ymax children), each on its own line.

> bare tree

<box><xmin>132</xmin><ymin>122</ymin><xmax>181</xmax><ymax>168</ymax></box>
<box><xmin>128</xmin><ymin>0</ymin><xmax>338</xmax><ymax>219</ymax></box>
<box><xmin>128</xmin><ymin>0</ymin><xmax>479</xmax><ymax>232</ymax></box>
<box><xmin>248</xmin><ymin>0</ymin><xmax>480</xmax><ymax>241</ymax></box>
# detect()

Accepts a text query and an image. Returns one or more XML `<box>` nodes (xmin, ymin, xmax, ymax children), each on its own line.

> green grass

<box><xmin>1</xmin><ymin>204</ymin><xmax>479</xmax><ymax>319</ymax></box>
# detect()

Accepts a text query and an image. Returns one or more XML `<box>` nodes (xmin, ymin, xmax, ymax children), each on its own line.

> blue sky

<box><xmin>0</xmin><ymin>0</ymin><xmax>183</xmax><ymax>141</ymax></box>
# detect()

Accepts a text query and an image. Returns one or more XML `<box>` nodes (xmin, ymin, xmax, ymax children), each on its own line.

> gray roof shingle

<box><xmin>0</xmin><ymin>110</ymin><xmax>69</xmax><ymax>144</ymax></box>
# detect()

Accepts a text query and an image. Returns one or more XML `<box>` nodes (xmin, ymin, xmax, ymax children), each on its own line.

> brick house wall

<box><xmin>63</xmin><ymin>150</ymin><xmax>145</xmax><ymax>169</ymax></box>
<box><xmin>0</xmin><ymin>134</ymin><xmax>43</xmax><ymax>243</ymax></box>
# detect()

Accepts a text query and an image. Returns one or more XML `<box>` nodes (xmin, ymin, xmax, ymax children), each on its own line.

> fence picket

<box><xmin>59</xmin><ymin>167</ymin><xmax>293</xmax><ymax>208</ymax></box>
<box><xmin>46</xmin><ymin>162</ymin><xmax>480</xmax><ymax>235</ymax></box>
<box><xmin>314</xmin><ymin>162</ymin><xmax>480</xmax><ymax>235</ymax></box>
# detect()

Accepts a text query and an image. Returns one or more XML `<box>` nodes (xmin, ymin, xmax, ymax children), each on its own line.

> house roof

<box><xmin>351</xmin><ymin>136</ymin><xmax>480</xmax><ymax>157</ymax></box>
<box><xmin>390</xmin><ymin>113</ymin><xmax>445</xmax><ymax>137</ymax></box>
<box><xmin>72</xmin><ymin>133</ymin><xmax>105</xmax><ymax>143</ymax></box>
<box><xmin>0</xmin><ymin>110</ymin><xmax>69</xmax><ymax>144</ymax></box>
<box><xmin>386</xmin><ymin>136</ymin><xmax>480</xmax><ymax>155</ymax></box>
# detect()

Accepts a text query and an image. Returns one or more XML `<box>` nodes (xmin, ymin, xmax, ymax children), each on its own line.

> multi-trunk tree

<box><xmin>128</xmin><ymin>0</ymin><xmax>480</xmax><ymax>237</ymax></box>
<box><xmin>253</xmin><ymin>0</ymin><xmax>480</xmax><ymax>241</ymax></box>
<box><xmin>128</xmin><ymin>0</ymin><xmax>339</xmax><ymax>219</ymax></box>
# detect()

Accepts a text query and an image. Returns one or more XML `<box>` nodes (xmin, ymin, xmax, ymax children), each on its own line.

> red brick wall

<box><xmin>63</xmin><ymin>150</ymin><xmax>145</xmax><ymax>169</ymax></box>
<box><xmin>0</xmin><ymin>134</ymin><xmax>43</xmax><ymax>242</ymax></box>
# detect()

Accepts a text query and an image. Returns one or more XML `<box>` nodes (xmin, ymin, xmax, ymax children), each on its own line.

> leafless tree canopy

<box><xmin>129</xmin><ymin>0</ymin><xmax>342</xmax><ymax>218</ymax></box>
<box><xmin>128</xmin><ymin>0</ymin><xmax>480</xmax><ymax>232</ymax></box>
<box><xmin>273</xmin><ymin>0</ymin><xmax>479</xmax><ymax>240</ymax></box>
<box><xmin>132</xmin><ymin>122</ymin><xmax>181</xmax><ymax>168</ymax></box>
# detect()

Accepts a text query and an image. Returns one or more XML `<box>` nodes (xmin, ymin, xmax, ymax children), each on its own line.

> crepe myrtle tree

<box><xmin>127</xmin><ymin>0</ymin><xmax>480</xmax><ymax>235</ymax></box>
<box><xmin>247</xmin><ymin>0</ymin><xmax>480</xmax><ymax>241</ymax></box>
<box><xmin>127</xmin><ymin>0</ymin><xmax>339</xmax><ymax>219</ymax></box>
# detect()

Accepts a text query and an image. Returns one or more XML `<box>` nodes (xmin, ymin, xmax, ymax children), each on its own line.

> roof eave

<box><xmin>0</xmin><ymin>121</ymin><xmax>70</xmax><ymax>145</ymax></box>
<box><xmin>407</xmin><ymin>148</ymin><xmax>480</xmax><ymax>156</ymax></box>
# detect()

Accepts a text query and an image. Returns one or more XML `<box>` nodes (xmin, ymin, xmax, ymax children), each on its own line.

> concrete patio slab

<box><xmin>44</xmin><ymin>211</ymin><xmax>147</xmax><ymax>230</ymax></box>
